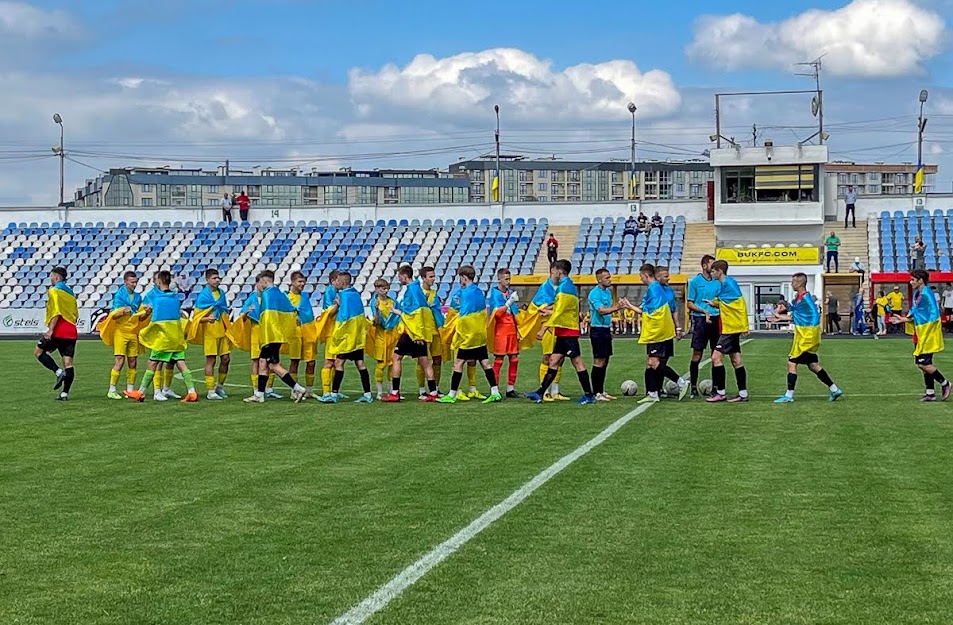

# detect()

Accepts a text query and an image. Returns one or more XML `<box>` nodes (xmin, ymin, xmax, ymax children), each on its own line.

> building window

<box><xmin>190</xmin><ymin>198</ymin><xmax>198</xmax><ymax>206</ymax></box>
<box><xmin>537</xmin><ymin>182</ymin><xmax>548</xmax><ymax>192</ymax></box>
<box><xmin>722</xmin><ymin>167</ymin><xmax>756</xmax><ymax>203</ymax></box>
<box><xmin>190</xmin><ymin>185</ymin><xmax>198</xmax><ymax>192</ymax></box>
<box><xmin>568</xmin><ymin>171</ymin><xmax>580</xmax><ymax>182</ymax></box>
<box><xmin>569</xmin><ymin>183</ymin><xmax>579</xmax><ymax>194</ymax></box>
<box><xmin>690</xmin><ymin>184</ymin><xmax>702</xmax><ymax>197</ymax></box>
<box><xmin>208</xmin><ymin>185</ymin><xmax>219</xmax><ymax>193</ymax></box>
<box><xmin>160</xmin><ymin>198</ymin><xmax>168</xmax><ymax>206</ymax></box>
<box><xmin>868</xmin><ymin>185</ymin><xmax>881</xmax><ymax>194</ymax></box>
<box><xmin>142</xmin><ymin>184</ymin><xmax>152</xmax><ymax>192</ymax></box>
<box><xmin>142</xmin><ymin>198</ymin><xmax>153</xmax><ymax>207</ymax></box>
<box><xmin>676</xmin><ymin>183</ymin><xmax>685</xmax><ymax>193</ymax></box>
<box><xmin>519</xmin><ymin>183</ymin><xmax>529</xmax><ymax>195</ymax></box>
<box><xmin>160</xmin><ymin>184</ymin><xmax>167</xmax><ymax>191</ymax></box>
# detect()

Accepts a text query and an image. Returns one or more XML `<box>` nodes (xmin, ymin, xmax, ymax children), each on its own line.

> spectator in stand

<box><xmin>623</xmin><ymin>215</ymin><xmax>639</xmax><ymax>240</ymax></box>
<box><xmin>844</xmin><ymin>185</ymin><xmax>857</xmax><ymax>228</ymax></box>
<box><xmin>220</xmin><ymin>193</ymin><xmax>232</xmax><ymax>222</ymax></box>
<box><xmin>636</xmin><ymin>211</ymin><xmax>648</xmax><ymax>233</ymax></box>
<box><xmin>546</xmin><ymin>232</ymin><xmax>559</xmax><ymax>266</ymax></box>
<box><xmin>177</xmin><ymin>272</ymin><xmax>193</xmax><ymax>298</ymax></box>
<box><xmin>236</xmin><ymin>190</ymin><xmax>251</xmax><ymax>222</ymax></box>
<box><xmin>825</xmin><ymin>231</ymin><xmax>840</xmax><ymax>272</ymax></box>
<box><xmin>910</xmin><ymin>236</ymin><xmax>926</xmax><ymax>270</ymax></box>
<box><xmin>650</xmin><ymin>211</ymin><xmax>663</xmax><ymax>232</ymax></box>
<box><xmin>942</xmin><ymin>283</ymin><xmax>953</xmax><ymax>333</ymax></box>
<box><xmin>849</xmin><ymin>257</ymin><xmax>866</xmax><ymax>282</ymax></box>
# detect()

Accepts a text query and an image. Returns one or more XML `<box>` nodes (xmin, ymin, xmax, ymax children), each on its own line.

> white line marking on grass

<box><xmin>327</xmin><ymin>343</ymin><xmax>747</xmax><ymax>625</ymax></box>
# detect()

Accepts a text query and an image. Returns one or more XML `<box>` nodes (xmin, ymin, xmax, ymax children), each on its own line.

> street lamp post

<box><xmin>627</xmin><ymin>102</ymin><xmax>637</xmax><ymax>200</ymax></box>
<box><xmin>917</xmin><ymin>89</ymin><xmax>928</xmax><ymax>194</ymax></box>
<box><xmin>494</xmin><ymin>104</ymin><xmax>501</xmax><ymax>203</ymax></box>
<box><xmin>52</xmin><ymin>113</ymin><xmax>64</xmax><ymax>206</ymax></box>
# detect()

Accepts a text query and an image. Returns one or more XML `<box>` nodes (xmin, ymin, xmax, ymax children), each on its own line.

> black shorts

<box><xmin>646</xmin><ymin>339</ymin><xmax>674</xmax><ymax>359</ymax></box>
<box><xmin>395</xmin><ymin>334</ymin><xmax>428</xmax><ymax>359</ymax></box>
<box><xmin>37</xmin><ymin>337</ymin><xmax>76</xmax><ymax>358</ymax></box>
<box><xmin>457</xmin><ymin>346</ymin><xmax>489</xmax><ymax>362</ymax></box>
<box><xmin>257</xmin><ymin>343</ymin><xmax>282</xmax><ymax>365</ymax></box>
<box><xmin>690</xmin><ymin>315</ymin><xmax>721</xmax><ymax>352</ymax></box>
<box><xmin>714</xmin><ymin>333</ymin><xmax>743</xmax><ymax>355</ymax></box>
<box><xmin>789</xmin><ymin>352</ymin><xmax>819</xmax><ymax>365</ymax></box>
<box><xmin>915</xmin><ymin>353</ymin><xmax>935</xmax><ymax>366</ymax></box>
<box><xmin>589</xmin><ymin>326</ymin><xmax>613</xmax><ymax>360</ymax></box>
<box><xmin>553</xmin><ymin>336</ymin><xmax>581</xmax><ymax>358</ymax></box>
<box><xmin>337</xmin><ymin>349</ymin><xmax>365</xmax><ymax>362</ymax></box>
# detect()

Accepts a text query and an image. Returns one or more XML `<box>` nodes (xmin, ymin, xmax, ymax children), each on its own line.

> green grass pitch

<box><xmin>3</xmin><ymin>337</ymin><xmax>953</xmax><ymax>624</ymax></box>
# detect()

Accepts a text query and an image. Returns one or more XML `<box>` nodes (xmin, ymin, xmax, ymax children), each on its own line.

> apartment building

<box><xmin>73</xmin><ymin>166</ymin><xmax>470</xmax><ymax>208</ymax></box>
<box><xmin>448</xmin><ymin>158</ymin><xmax>714</xmax><ymax>203</ymax></box>
<box><xmin>827</xmin><ymin>161</ymin><xmax>939</xmax><ymax>196</ymax></box>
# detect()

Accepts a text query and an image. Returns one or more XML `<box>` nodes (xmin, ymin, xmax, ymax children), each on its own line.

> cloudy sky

<box><xmin>2</xmin><ymin>0</ymin><xmax>953</xmax><ymax>205</ymax></box>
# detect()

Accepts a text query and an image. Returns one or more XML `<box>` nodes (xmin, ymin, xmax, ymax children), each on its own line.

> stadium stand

<box><xmin>570</xmin><ymin>216</ymin><xmax>686</xmax><ymax>275</ymax></box>
<box><xmin>0</xmin><ymin>218</ymin><xmax>553</xmax><ymax>310</ymax></box>
<box><xmin>877</xmin><ymin>209</ymin><xmax>951</xmax><ymax>273</ymax></box>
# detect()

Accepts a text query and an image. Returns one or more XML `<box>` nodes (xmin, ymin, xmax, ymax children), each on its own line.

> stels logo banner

<box><xmin>0</xmin><ymin>308</ymin><xmax>100</xmax><ymax>335</ymax></box>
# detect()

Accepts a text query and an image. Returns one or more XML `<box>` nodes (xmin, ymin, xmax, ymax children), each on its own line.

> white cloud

<box><xmin>686</xmin><ymin>0</ymin><xmax>945</xmax><ymax>78</ymax></box>
<box><xmin>348</xmin><ymin>48</ymin><xmax>682</xmax><ymax>121</ymax></box>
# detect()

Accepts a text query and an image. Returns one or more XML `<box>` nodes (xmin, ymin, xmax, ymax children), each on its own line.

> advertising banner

<box><xmin>716</xmin><ymin>247</ymin><xmax>819</xmax><ymax>266</ymax></box>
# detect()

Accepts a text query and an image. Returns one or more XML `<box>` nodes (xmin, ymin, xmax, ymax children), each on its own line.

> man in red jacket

<box><xmin>546</xmin><ymin>232</ymin><xmax>559</xmax><ymax>266</ymax></box>
<box><xmin>236</xmin><ymin>190</ymin><xmax>251</xmax><ymax>222</ymax></box>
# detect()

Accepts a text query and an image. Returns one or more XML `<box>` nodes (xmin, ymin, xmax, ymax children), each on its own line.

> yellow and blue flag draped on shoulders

<box><xmin>638</xmin><ymin>281</ymin><xmax>676</xmax><ymax>344</ymax></box>
<box><xmin>713</xmin><ymin>276</ymin><xmax>750</xmax><ymax>334</ymax></box>
<box><xmin>257</xmin><ymin>286</ymin><xmax>299</xmax><ymax>346</ymax></box>
<box><xmin>398</xmin><ymin>281</ymin><xmax>436</xmax><ymax>342</ymax></box>
<box><xmin>46</xmin><ymin>281</ymin><xmax>79</xmax><ymax>328</ymax></box>
<box><xmin>911</xmin><ymin>286</ymin><xmax>944</xmax><ymax>356</ymax></box>
<box><xmin>139</xmin><ymin>290</ymin><xmax>188</xmax><ymax>352</ymax></box>
<box><xmin>328</xmin><ymin>287</ymin><xmax>368</xmax><ymax>355</ymax></box>
<box><xmin>99</xmin><ymin>287</ymin><xmax>149</xmax><ymax>351</ymax></box>
<box><xmin>313</xmin><ymin>285</ymin><xmax>339</xmax><ymax>342</ymax></box>
<box><xmin>517</xmin><ymin>279</ymin><xmax>557</xmax><ymax>349</ymax></box>
<box><xmin>548</xmin><ymin>277</ymin><xmax>580</xmax><ymax>331</ymax></box>
<box><xmin>226</xmin><ymin>291</ymin><xmax>259</xmax><ymax>352</ymax></box>
<box><xmin>367</xmin><ymin>293</ymin><xmax>400</xmax><ymax>363</ymax></box>
<box><xmin>288</xmin><ymin>290</ymin><xmax>318</xmax><ymax>345</ymax></box>
<box><xmin>143</xmin><ymin>285</ymin><xmax>161</xmax><ymax>308</ymax></box>
<box><xmin>451</xmin><ymin>284</ymin><xmax>489</xmax><ymax>351</ymax></box>
<box><xmin>789</xmin><ymin>291</ymin><xmax>821</xmax><ymax>358</ymax></box>
<box><xmin>187</xmin><ymin>285</ymin><xmax>231</xmax><ymax>345</ymax></box>
<box><xmin>438</xmin><ymin>289</ymin><xmax>461</xmax><ymax>348</ymax></box>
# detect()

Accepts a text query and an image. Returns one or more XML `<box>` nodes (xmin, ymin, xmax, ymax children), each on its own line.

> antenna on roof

<box><xmin>795</xmin><ymin>54</ymin><xmax>826</xmax><ymax>144</ymax></box>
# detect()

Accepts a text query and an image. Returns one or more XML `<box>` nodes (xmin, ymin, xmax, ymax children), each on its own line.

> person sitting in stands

<box><xmin>650</xmin><ymin>212</ymin><xmax>663</xmax><ymax>232</ymax></box>
<box><xmin>623</xmin><ymin>215</ymin><xmax>638</xmax><ymax>239</ymax></box>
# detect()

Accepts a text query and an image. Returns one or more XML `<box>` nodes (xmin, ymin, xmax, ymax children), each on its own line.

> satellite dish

<box><xmin>811</xmin><ymin>96</ymin><xmax>819</xmax><ymax>117</ymax></box>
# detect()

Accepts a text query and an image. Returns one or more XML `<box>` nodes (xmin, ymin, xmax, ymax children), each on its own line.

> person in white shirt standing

<box><xmin>220</xmin><ymin>193</ymin><xmax>232</xmax><ymax>222</ymax></box>
<box><xmin>844</xmin><ymin>185</ymin><xmax>857</xmax><ymax>228</ymax></box>
<box><xmin>942</xmin><ymin>283</ymin><xmax>953</xmax><ymax>333</ymax></box>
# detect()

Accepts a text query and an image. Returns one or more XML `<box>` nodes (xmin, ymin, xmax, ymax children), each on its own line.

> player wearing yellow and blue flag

<box><xmin>890</xmin><ymin>269</ymin><xmax>951</xmax><ymax>401</ymax></box>
<box><xmin>773</xmin><ymin>273</ymin><xmax>843</xmax><ymax>403</ymax></box>
<box><xmin>239</xmin><ymin>270</ymin><xmax>307</xmax><ymax>404</ymax></box>
<box><xmin>623</xmin><ymin>264</ymin><xmax>687</xmax><ymax>403</ymax></box>
<box><xmin>318</xmin><ymin>269</ymin><xmax>341</xmax><ymax>397</ymax></box>
<box><xmin>35</xmin><ymin>266</ymin><xmax>79</xmax><ymax>401</ymax></box>
<box><xmin>284</xmin><ymin>271</ymin><xmax>319</xmax><ymax>400</ymax></box>
<box><xmin>686</xmin><ymin>255</ymin><xmax>721</xmax><ymax>397</ymax></box>
<box><xmin>525</xmin><ymin>260</ymin><xmax>596</xmax><ymax>405</ymax></box>
<box><xmin>367</xmin><ymin>278</ymin><xmax>400</xmax><ymax>398</ymax></box>
<box><xmin>704</xmin><ymin>260</ymin><xmax>750</xmax><ymax>403</ymax></box>
<box><xmin>187</xmin><ymin>268</ymin><xmax>232</xmax><ymax>400</ymax></box>
<box><xmin>438</xmin><ymin>286</ymin><xmax>484</xmax><ymax>400</ymax></box>
<box><xmin>318</xmin><ymin>272</ymin><xmax>373</xmax><ymax>404</ymax></box>
<box><xmin>99</xmin><ymin>271</ymin><xmax>150</xmax><ymax>399</ymax></box>
<box><xmin>382</xmin><ymin>265</ymin><xmax>439</xmax><ymax>402</ymax></box>
<box><xmin>416</xmin><ymin>267</ymin><xmax>447</xmax><ymax>395</ymax></box>
<box><xmin>526</xmin><ymin>268</ymin><xmax>568</xmax><ymax>401</ymax></box>
<box><xmin>142</xmin><ymin>271</ymin><xmax>180</xmax><ymax>399</ymax></box>
<box><xmin>126</xmin><ymin>270</ymin><xmax>198</xmax><ymax>403</ymax></box>
<box><xmin>436</xmin><ymin>266</ymin><xmax>501</xmax><ymax>404</ymax></box>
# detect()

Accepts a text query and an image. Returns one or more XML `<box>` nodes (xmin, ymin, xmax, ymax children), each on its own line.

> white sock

<box><xmin>648</xmin><ymin>391</ymin><xmax>659</xmax><ymax>399</ymax></box>
<box><xmin>491</xmin><ymin>386</ymin><xmax>499</xmax><ymax>396</ymax></box>
<box><xmin>188</xmin><ymin>387</ymin><xmax>195</xmax><ymax>394</ymax></box>
<box><xmin>449</xmin><ymin>389</ymin><xmax>458</xmax><ymax>398</ymax></box>
<box><xmin>926</xmin><ymin>388</ymin><xmax>936</xmax><ymax>395</ymax></box>
<box><xmin>469</xmin><ymin>386</ymin><xmax>478</xmax><ymax>393</ymax></box>
<box><xmin>551</xmin><ymin>383</ymin><xmax>560</xmax><ymax>395</ymax></box>
<box><xmin>829</xmin><ymin>384</ymin><xmax>840</xmax><ymax>392</ymax></box>
<box><xmin>56</xmin><ymin>368</ymin><xmax>63</xmax><ymax>376</ymax></box>
<box><xmin>255</xmin><ymin>390</ymin><xmax>265</xmax><ymax>398</ymax></box>
<box><xmin>507</xmin><ymin>384</ymin><xmax>515</xmax><ymax>392</ymax></box>
<box><xmin>678</xmin><ymin>378</ymin><xmax>688</xmax><ymax>388</ymax></box>
<box><xmin>418</xmin><ymin>386</ymin><xmax>426</xmax><ymax>395</ymax></box>
<box><xmin>294</xmin><ymin>384</ymin><xmax>305</xmax><ymax>393</ymax></box>
<box><xmin>126</xmin><ymin>384</ymin><xmax>134</xmax><ymax>392</ymax></box>
<box><xmin>109</xmin><ymin>385</ymin><xmax>117</xmax><ymax>393</ymax></box>
<box><xmin>364</xmin><ymin>391</ymin><xmax>372</xmax><ymax>398</ymax></box>
<box><xmin>265</xmin><ymin>387</ymin><xmax>273</xmax><ymax>394</ymax></box>
<box><xmin>376</xmin><ymin>382</ymin><xmax>383</xmax><ymax>396</ymax></box>
<box><xmin>161</xmin><ymin>386</ymin><xmax>170</xmax><ymax>393</ymax></box>
<box><xmin>739</xmin><ymin>389</ymin><xmax>749</xmax><ymax>398</ymax></box>
<box><xmin>785</xmin><ymin>389</ymin><xmax>794</xmax><ymax>398</ymax></box>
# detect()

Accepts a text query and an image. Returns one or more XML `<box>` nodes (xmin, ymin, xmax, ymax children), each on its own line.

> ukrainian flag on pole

<box><xmin>915</xmin><ymin>159</ymin><xmax>925</xmax><ymax>194</ymax></box>
<box><xmin>492</xmin><ymin>174</ymin><xmax>500</xmax><ymax>202</ymax></box>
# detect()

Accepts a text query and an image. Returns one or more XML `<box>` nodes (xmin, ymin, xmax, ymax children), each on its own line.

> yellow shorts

<box><xmin>288</xmin><ymin>337</ymin><xmax>316</xmax><ymax>362</ymax></box>
<box><xmin>203</xmin><ymin>335</ymin><xmax>231</xmax><ymax>357</ymax></box>
<box><xmin>114</xmin><ymin>333</ymin><xmax>140</xmax><ymax>358</ymax></box>
<box><xmin>251</xmin><ymin>324</ymin><xmax>261</xmax><ymax>361</ymax></box>
<box><xmin>541</xmin><ymin>330</ymin><xmax>555</xmax><ymax>355</ymax></box>
<box><xmin>323</xmin><ymin>342</ymin><xmax>335</xmax><ymax>362</ymax></box>
<box><xmin>428</xmin><ymin>338</ymin><xmax>443</xmax><ymax>359</ymax></box>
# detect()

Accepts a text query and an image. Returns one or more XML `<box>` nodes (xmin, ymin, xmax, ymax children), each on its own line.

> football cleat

<box><xmin>551</xmin><ymin>393</ymin><xmax>571</xmax><ymax>401</ymax></box>
<box><xmin>942</xmin><ymin>382</ymin><xmax>951</xmax><ymax>401</ymax></box>
<box><xmin>125</xmin><ymin>390</ymin><xmax>145</xmax><ymax>403</ymax></box>
<box><xmin>727</xmin><ymin>395</ymin><xmax>749</xmax><ymax>403</ymax></box>
<box><xmin>354</xmin><ymin>395</ymin><xmax>374</xmax><ymax>404</ymax></box>
<box><xmin>265</xmin><ymin>391</ymin><xmax>283</xmax><ymax>400</ymax></box>
<box><xmin>637</xmin><ymin>395</ymin><xmax>659</xmax><ymax>404</ymax></box>
<box><xmin>436</xmin><ymin>395</ymin><xmax>457</xmax><ymax>403</ymax></box>
<box><xmin>829</xmin><ymin>389</ymin><xmax>844</xmax><ymax>402</ymax></box>
<box><xmin>505</xmin><ymin>390</ymin><xmax>522</xmax><ymax>399</ymax></box>
<box><xmin>206</xmin><ymin>391</ymin><xmax>223</xmax><ymax>400</ymax></box>
<box><xmin>53</xmin><ymin>370</ymin><xmax>66</xmax><ymax>390</ymax></box>
<box><xmin>455</xmin><ymin>392</ymin><xmax>471</xmax><ymax>402</ymax></box>
<box><xmin>214</xmin><ymin>385</ymin><xmax>229</xmax><ymax>399</ymax></box>
<box><xmin>577</xmin><ymin>395</ymin><xmax>597</xmax><ymax>405</ymax></box>
<box><xmin>163</xmin><ymin>389</ymin><xmax>182</xmax><ymax>400</ymax></box>
<box><xmin>181</xmin><ymin>392</ymin><xmax>199</xmax><ymax>403</ymax></box>
<box><xmin>381</xmin><ymin>393</ymin><xmax>402</xmax><ymax>403</ymax></box>
<box><xmin>525</xmin><ymin>391</ymin><xmax>543</xmax><ymax>404</ymax></box>
<box><xmin>468</xmin><ymin>391</ymin><xmax>488</xmax><ymax>400</ymax></box>
<box><xmin>920</xmin><ymin>393</ymin><xmax>937</xmax><ymax>402</ymax></box>
<box><xmin>482</xmin><ymin>393</ymin><xmax>502</xmax><ymax>404</ymax></box>
<box><xmin>107</xmin><ymin>391</ymin><xmax>123</xmax><ymax>400</ymax></box>
<box><xmin>243</xmin><ymin>395</ymin><xmax>264</xmax><ymax>404</ymax></box>
<box><xmin>317</xmin><ymin>394</ymin><xmax>338</xmax><ymax>404</ymax></box>
<box><xmin>705</xmin><ymin>393</ymin><xmax>728</xmax><ymax>403</ymax></box>
<box><xmin>153</xmin><ymin>392</ymin><xmax>168</xmax><ymax>402</ymax></box>
<box><xmin>678</xmin><ymin>383</ymin><xmax>690</xmax><ymax>401</ymax></box>
<box><xmin>774</xmin><ymin>395</ymin><xmax>794</xmax><ymax>403</ymax></box>
<box><xmin>419</xmin><ymin>393</ymin><xmax>438</xmax><ymax>402</ymax></box>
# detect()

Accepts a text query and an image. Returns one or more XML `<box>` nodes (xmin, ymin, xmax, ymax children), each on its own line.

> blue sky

<box><xmin>3</xmin><ymin>0</ymin><xmax>953</xmax><ymax>203</ymax></box>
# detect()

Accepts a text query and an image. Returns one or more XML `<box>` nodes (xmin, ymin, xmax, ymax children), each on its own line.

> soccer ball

<box><xmin>621</xmin><ymin>380</ymin><xmax>639</xmax><ymax>396</ymax></box>
<box><xmin>698</xmin><ymin>379</ymin><xmax>714</xmax><ymax>396</ymax></box>
<box><xmin>663</xmin><ymin>380</ymin><xmax>679</xmax><ymax>396</ymax></box>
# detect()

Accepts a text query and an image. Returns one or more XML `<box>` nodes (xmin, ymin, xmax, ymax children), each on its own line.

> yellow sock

<box><xmin>268</xmin><ymin>373</ymin><xmax>275</xmax><ymax>390</ymax></box>
<box><xmin>539</xmin><ymin>363</ymin><xmax>548</xmax><ymax>384</ymax></box>
<box><xmin>555</xmin><ymin>366</ymin><xmax>563</xmax><ymax>384</ymax></box>
<box><xmin>218</xmin><ymin>371</ymin><xmax>228</xmax><ymax>385</ymax></box>
<box><xmin>375</xmin><ymin>363</ymin><xmax>386</xmax><ymax>384</ymax></box>
<box><xmin>109</xmin><ymin>369</ymin><xmax>120</xmax><ymax>388</ymax></box>
<box><xmin>205</xmin><ymin>375</ymin><xmax>215</xmax><ymax>390</ymax></box>
<box><xmin>251</xmin><ymin>374</ymin><xmax>258</xmax><ymax>389</ymax></box>
<box><xmin>467</xmin><ymin>362</ymin><xmax>477</xmax><ymax>389</ymax></box>
<box><xmin>127</xmin><ymin>369</ymin><xmax>137</xmax><ymax>389</ymax></box>
<box><xmin>164</xmin><ymin>367</ymin><xmax>174</xmax><ymax>388</ymax></box>
<box><xmin>322</xmin><ymin>368</ymin><xmax>333</xmax><ymax>395</ymax></box>
<box><xmin>305</xmin><ymin>373</ymin><xmax>315</xmax><ymax>389</ymax></box>
<box><xmin>154</xmin><ymin>370</ymin><xmax>163</xmax><ymax>391</ymax></box>
<box><xmin>416</xmin><ymin>365</ymin><xmax>426</xmax><ymax>389</ymax></box>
